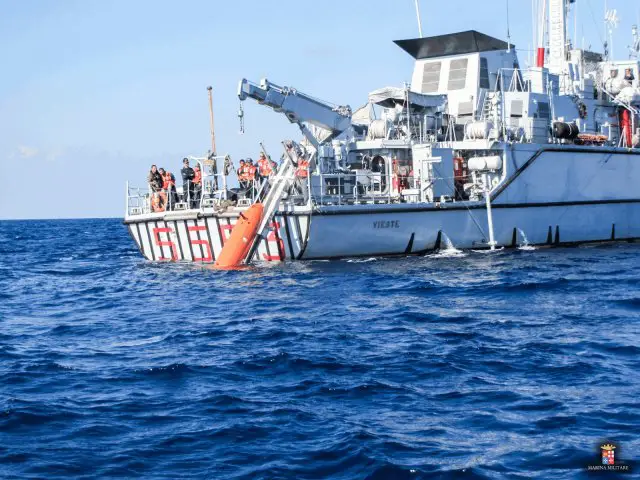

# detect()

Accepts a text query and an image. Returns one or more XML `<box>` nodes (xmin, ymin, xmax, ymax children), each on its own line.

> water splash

<box><xmin>517</xmin><ymin>228</ymin><xmax>536</xmax><ymax>251</ymax></box>
<box><xmin>430</xmin><ymin>232</ymin><xmax>466</xmax><ymax>258</ymax></box>
<box><xmin>472</xmin><ymin>246</ymin><xmax>505</xmax><ymax>254</ymax></box>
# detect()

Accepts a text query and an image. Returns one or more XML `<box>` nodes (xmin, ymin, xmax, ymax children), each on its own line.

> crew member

<box><xmin>257</xmin><ymin>152</ymin><xmax>273</xmax><ymax>181</ymax></box>
<box><xmin>294</xmin><ymin>153</ymin><xmax>310</xmax><ymax>204</ymax></box>
<box><xmin>246</xmin><ymin>159</ymin><xmax>257</xmax><ymax>195</ymax></box>
<box><xmin>157</xmin><ymin>168</ymin><xmax>169</xmax><ymax>209</ymax></box>
<box><xmin>192</xmin><ymin>164</ymin><xmax>202</xmax><ymax>208</ymax></box>
<box><xmin>148</xmin><ymin>164</ymin><xmax>165</xmax><ymax>212</ymax></box>
<box><xmin>162</xmin><ymin>170</ymin><xmax>178</xmax><ymax>210</ymax></box>
<box><xmin>237</xmin><ymin>159</ymin><xmax>247</xmax><ymax>189</ymax></box>
<box><xmin>247</xmin><ymin>159</ymin><xmax>257</xmax><ymax>181</ymax></box>
<box><xmin>624</xmin><ymin>68</ymin><xmax>635</xmax><ymax>85</ymax></box>
<box><xmin>181</xmin><ymin>158</ymin><xmax>195</xmax><ymax>207</ymax></box>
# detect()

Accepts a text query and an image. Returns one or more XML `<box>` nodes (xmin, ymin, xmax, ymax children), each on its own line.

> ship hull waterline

<box><xmin>124</xmin><ymin>200</ymin><xmax>640</xmax><ymax>263</ymax></box>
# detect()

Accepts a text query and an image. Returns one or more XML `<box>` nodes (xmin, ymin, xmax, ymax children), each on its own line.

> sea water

<box><xmin>0</xmin><ymin>219</ymin><xmax>638</xmax><ymax>478</ymax></box>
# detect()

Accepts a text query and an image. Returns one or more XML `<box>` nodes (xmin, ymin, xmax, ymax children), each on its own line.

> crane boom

<box><xmin>238</xmin><ymin>78</ymin><xmax>352</xmax><ymax>147</ymax></box>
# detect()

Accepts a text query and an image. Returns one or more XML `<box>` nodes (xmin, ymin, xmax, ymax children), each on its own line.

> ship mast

<box><xmin>536</xmin><ymin>0</ymin><xmax>548</xmax><ymax>67</ymax></box>
<box><xmin>547</xmin><ymin>0</ymin><xmax>570</xmax><ymax>75</ymax></box>
<box><xmin>207</xmin><ymin>85</ymin><xmax>217</xmax><ymax>156</ymax></box>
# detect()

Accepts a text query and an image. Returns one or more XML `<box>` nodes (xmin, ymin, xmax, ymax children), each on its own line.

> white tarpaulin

<box><xmin>368</xmin><ymin>87</ymin><xmax>447</xmax><ymax>110</ymax></box>
<box><xmin>351</xmin><ymin>103</ymin><xmax>374</xmax><ymax>126</ymax></box>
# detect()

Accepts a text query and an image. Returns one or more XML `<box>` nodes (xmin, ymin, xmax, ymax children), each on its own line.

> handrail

<box><xmin>597</xmin><ymin>83</ymin><xmax>639</xmax><ymax>115</ymax></box>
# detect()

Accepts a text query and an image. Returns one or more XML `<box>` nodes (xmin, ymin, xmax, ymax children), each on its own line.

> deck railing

<box><xmin>126</xmin><ymin>168</ymin><xmax>460</xmax><ymax>217</ymax></box>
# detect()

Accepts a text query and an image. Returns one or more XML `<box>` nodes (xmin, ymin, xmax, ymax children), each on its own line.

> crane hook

<box><xmin>238</xmin><ymin>102</ymin><xmax>245</xmax><ymax>135</ymax></box>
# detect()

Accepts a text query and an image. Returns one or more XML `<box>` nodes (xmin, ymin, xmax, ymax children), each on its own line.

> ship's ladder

<box><xmin>481</xmin><ymin>92</ymin><xmax>500</xmax><ymax>122</ymax></box>
<box><xmin>476</xmin><ymin>89</ymin><xmax>488</xmax><ymax>120</ymax></box>
<box><xmin>244</xmin><ymin>144</ymin><xmax>298</xmax><ymax>262</ymax></box>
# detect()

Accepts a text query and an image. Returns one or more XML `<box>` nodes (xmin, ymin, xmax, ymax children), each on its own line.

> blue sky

<box><xmin>0</xmin><ymin>0</ymin><xmax>637</xmax><ymax>219</ymax></box>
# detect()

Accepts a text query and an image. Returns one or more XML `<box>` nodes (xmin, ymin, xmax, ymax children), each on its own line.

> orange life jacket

<box><xmin>247</xmin><ymin>165</ymin><xmax>257</xmax><ymax>180</ymax></box>
<box><xmin>193</xmin><ymin>169</ymin><xmax>202</xmax><ymax>185</ymax></box>
<box><xmin>240</xmin><ymin>165</ymin><xmax>249</xmax><ymax>181</ymax></box>
<box><xmin>296</xmin><ymin>159</ymin><xmax>309</xmax><ymax>178</ymax></box>
<box><xmin>151</xmin><ymin>194</ymin><xmax>165</xmax><ymax>212</ymax></box>
<box><xmin>258</xmin><ymin>158</ymin><xmax>272</xmax><ymax>177</ymax></box>
<box><xmin>163</xmin><ymin>174</ymin><xmax>175</xmax><ymax>190</ymax></box>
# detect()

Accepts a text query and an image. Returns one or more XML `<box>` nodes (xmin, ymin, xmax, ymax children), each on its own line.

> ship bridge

<box><xmin>395</xmin><ymin>30</ymin><xmax>518</xmax><ymax>122</ymax></box>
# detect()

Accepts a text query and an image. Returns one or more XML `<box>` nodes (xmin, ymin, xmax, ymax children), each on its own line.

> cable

<box><xmin>506</xmin><ymin>0</ymin><xmax>512</xmax><ymax>52</ymax></box>
<box><xmin>585</xmin><ymin>0</ymin><xmax>605</xmax><ymax>48</ymax></box>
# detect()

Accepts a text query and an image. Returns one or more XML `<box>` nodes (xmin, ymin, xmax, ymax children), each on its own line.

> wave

<box><xmin>1</xmin><ymin>219</ymin><xmax>639</xmax><ymax>478</ymax></box>
<box><xmin>612</xmin><ymin>297</ymin><xmax>640</xmax><ymax>310</ymax></box>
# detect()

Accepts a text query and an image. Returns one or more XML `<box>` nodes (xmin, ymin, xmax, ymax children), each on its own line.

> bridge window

<box><xmin>480</xmin><ymin>58</ymin><xmax>490</xmax><ymax>89</ymax></box>
<box><xmin>536</xmin><ymin>102</ymin><xmax>550</xmax><ymax>120</ymax></box>
<box><xmin>422</xmin><ymin>62</ymin><xmax>442</xmax><ymax>93</ymax></box>
<box><xmin>511</xmin><ymin>100</ymin><xmax>523</xmax><ymax>117</ymax></box>
<box><xmin>458</xmin><ymin>101</ymin><xmax>474</xmax><ymax>118</ymax></box>
<box><xmin>448</xmin><ymin>58</ymin><xmax>468</xmax><ymax>90</ymax></box>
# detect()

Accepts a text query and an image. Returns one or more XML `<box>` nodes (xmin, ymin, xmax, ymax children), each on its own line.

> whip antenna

<box><xmin>506</xmin><ymin>0</ymin><xmax>511</xmax><ymax>52</ymax></box>
<box><xmin>414</xmin><ymin>0</ymin><xmax>423</xmax><ymax>38</ymax></box>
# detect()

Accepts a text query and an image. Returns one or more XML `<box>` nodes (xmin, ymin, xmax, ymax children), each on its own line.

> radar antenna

<box><xmin>604</xmin><ymin>6</ymin><xmax>619</xmax><ymax>60</ymax></box>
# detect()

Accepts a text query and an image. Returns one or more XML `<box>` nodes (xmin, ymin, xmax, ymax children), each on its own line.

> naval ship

<box><xmin>124</xmin><ymin>0</ymin><xmax>640</xmax><ymax>264</ymax></box>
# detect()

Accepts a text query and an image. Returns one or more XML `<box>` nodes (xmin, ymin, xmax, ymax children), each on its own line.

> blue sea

<box><xmin>0</xmin><ymin>218</ymin><xmax>638</xmax><ymax>479</ymax></box>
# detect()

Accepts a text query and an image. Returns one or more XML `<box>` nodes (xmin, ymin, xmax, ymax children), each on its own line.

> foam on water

<box><xmin>428</xmin><ymin>232</ymin><xmax>466</xmax><ymax>258</ymax></box>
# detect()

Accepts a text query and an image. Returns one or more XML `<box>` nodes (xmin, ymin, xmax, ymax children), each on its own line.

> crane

<box><xmin>237</xmin><ymin>78</ymin><xmax>352</xmax><ymax>148</ymax></box>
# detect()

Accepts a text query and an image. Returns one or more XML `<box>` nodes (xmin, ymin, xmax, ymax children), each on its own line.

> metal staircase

<box><xmin>244</xmin><ymin>142</ymin><xmax>299</xmax><ymax>263</ymax></box>
<box><xmin>481</xmin><ymin>92</ymin><xmax>498</xmax><ymax>121</ymax></box>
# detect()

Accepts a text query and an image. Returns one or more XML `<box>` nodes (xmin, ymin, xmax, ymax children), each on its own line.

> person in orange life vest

<box><xmin>162</xmin><ymin>170</ymin><xmax>178</xmax><ymax>210</ymax></box>
<box><xmin>246</xmin><ymin>159</ymin><xmax>257</xmax><ymax>181</ymax></box>
<box><xmin>242</xmin><ymin>160</ymin><xmax>251</xmax><ymax>188</ymax></box>
<box><xmin>257</xmin><ymin>152</ymin><xmax>273</xmax><ymax>181</ymax></box>
<box><xmin>391</xmin><ymin>158</ymin><xmax>400</xmax><ymax>192</ymax></box>
<box><xmin>244</xmin><ymin>159</ymin><xmax>257</xmax><ymax>195</ymax></box>
<box><xmin>192</xmin><ymin>164</ymin><xmax>202</xmax><ymax>208</ymax></box>
<box><xmin>155</xmin><ymin>167</ymin><xmax>169</xmax><ymax>209</ymax></box>
<box><xmin>294</xmin><ymin>153</ymin><xmax>310</xmax><ymax>204</ymax></box>
<box><xmin>237</xmin><ymin>159</ymin><xmax>248</xmax><ymax>189</ymax></box>
<box><xmin>295</xmin><ymin>156</ymin><xmax>309</xmax><ymax>177</ymax></box>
